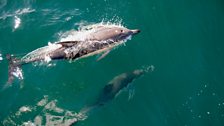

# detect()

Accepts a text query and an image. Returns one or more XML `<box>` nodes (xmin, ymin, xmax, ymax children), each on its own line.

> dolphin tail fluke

<box><xmin>67</xmin><ymin>105</ymin><xmax>95</xmax><ymax>125</ymax></box>
<box><xmin>67</xmin><ymin>101</ymin><xmax>102</xmax><ymax>125</ymax></box>
<box><xmin>79</xmin><ymin>105</ymin><xmax>97</xmax><ymax>116</ymax></box>
<box><xmin>3</xmin><ymin>54</ymin><xmax>23</xmax><ymax>89</ymax></box>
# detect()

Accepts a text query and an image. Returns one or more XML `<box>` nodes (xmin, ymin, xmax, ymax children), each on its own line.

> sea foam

<box><xmin>14</xmin><ymin>16</ymin><xmax>21</xmax><ymax>29</ymax></box>
<box><xmin>0</xmin><ymin>53</ymin><xmax>3</xmax><ymax>61</ymax></box>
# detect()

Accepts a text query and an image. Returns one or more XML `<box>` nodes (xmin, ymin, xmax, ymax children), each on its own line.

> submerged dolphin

<box><xmin>95</xmin><ymin>68</ymin><xmax>146</xmax><ymax>106</ymax></box>
<box><xmin>5</xmin><ymin>24</ymin><xmax>140</xmax><ymax>85</ymax></box>
<box><xmin>72</xmin><ymin>66</ymin><xmax>154</xmax><ymax>125</ymax></box>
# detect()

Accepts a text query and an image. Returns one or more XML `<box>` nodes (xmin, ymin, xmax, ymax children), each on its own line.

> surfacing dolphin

<box><xmin>5</xmin><ymin>23</ymin><xmax>140</xmax><ymax>85</ymax></box>
<box><xmin>70</xmin><ymin>66</ymin><xmax>154</xmax><ymax>125</ymax></box>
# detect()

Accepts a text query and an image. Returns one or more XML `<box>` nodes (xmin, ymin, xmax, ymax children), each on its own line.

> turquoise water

<box><xmin>1</xmin><ymin>0</ymin><xmax>224</xmax><ymax>125</ymax></box>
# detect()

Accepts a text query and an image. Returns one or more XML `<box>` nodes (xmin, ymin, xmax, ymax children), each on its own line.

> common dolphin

<box><xmin>5</xmin><ymin>23</ymin><xmax>140</xmax><ymax>85</ymax></box>
<box><xmin>71</xmin><ymin>66</ymin><xmax>154</xmax><ymax>125</ymax></box>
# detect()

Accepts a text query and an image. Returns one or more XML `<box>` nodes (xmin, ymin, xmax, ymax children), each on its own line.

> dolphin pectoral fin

<box><xmin>97</xmin><ymin>50</ymin><xmax>110</xmax><ymax>61</ymax></box>
<box><xmin>114</xmin><ymin>89</ymin><xmax>123</xmax><ymax>99</ymax></box>
<box><xmin>128</xmin><ymin>88</ymin><xmax>135</xmax><ymax>101</ymax></box>
<box><xmin>114</xmin><ymin>84</ymin><xmax>135</xmax><ymax>100</ymax></box>
<box><xmin>2</xmin><ymin>55</ymin><xmax>24</xmax><ymax>90</ymax></box>
<box><xmin>127</xmin><ymin>84</ymin><xmax>135</xmax><ymax>101</ymax></box>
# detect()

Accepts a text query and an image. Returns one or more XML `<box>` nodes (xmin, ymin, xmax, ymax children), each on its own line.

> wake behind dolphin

<box><xmin>4</xmin><ymin>22</ymin><xmax>140</xmax><ymax>86</ymax></box>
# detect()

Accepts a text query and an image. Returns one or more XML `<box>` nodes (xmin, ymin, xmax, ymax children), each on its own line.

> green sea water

<box><xmin>0</xmin><ymin>0</ymin><xmax>224</xmax><ymax>125</ymax></box>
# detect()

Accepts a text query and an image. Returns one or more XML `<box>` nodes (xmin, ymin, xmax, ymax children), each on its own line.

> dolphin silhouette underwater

<box><xmin>69</xmin><ymin>66</ymin><xmax>154</xmax><ymax>125</ymax></box>
<box><xmin>5</xmin><ymin>24</ymin><xmax>140</xmax><ymax>85</ymax></box>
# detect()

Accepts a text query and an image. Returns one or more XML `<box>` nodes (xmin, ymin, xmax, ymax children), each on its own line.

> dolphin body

<box><xmin>69</xmin><ymin>67</ymin><xmax>153</xmax><ymax>125</ymax></box>
<box><xmin>95</xmin><ymin>69</ymin><xmax>145</xmax><ymax>105</ymax></box>
<box><xmin>14</xmin><ymin>24</ymin><xmax>140</xmax><ymax>64</ymax></box>
<box><xmin>6</xmin><ymin>24</ymin><xmax>140</xmax><ymax>84</ymax></box>
<box><xmin>78</xmin><ymin>67</ymin><xmax>152</xmax><ymax>117</ymax></box>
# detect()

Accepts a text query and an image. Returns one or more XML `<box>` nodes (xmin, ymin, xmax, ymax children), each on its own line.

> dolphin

<box><xmin>76</xmin><ymin>66</ymin><xmax>154</xmax><ymax>119</ymax></box>
<box><xmin>5</xmin><ymin>24</ymin><xmax>140</xmax><ymax>85</ymax></box>
<box><xmin>95</xmin><ymin>69</ymin><xmax>145</xmax><ymax>105</ymax></box>
<box><xmin>68</xmin><ymin>66</ymin><xmax>154</xmax><ymax>125</ymax></box>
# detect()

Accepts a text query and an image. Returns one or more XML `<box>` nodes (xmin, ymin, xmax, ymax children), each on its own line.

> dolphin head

<box><xmin>89</xmin><ymin>25</ymin><xmax>140</xmax><ymax>42</ymax></box>
<box><xmin>113</xmin><ymin>27</ymin><xmax>140</xmax><ymax>42</ymax></box>
<box><xmin>133</xmin><ymin>69</ymin><xmax>144</xmax><ymax>76</ymax></box>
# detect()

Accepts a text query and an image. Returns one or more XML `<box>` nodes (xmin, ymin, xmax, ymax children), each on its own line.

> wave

<box><xmin>40</xmin><ymin>8</ymin><xmax>81</xmax><ymax>27</ymax></box>
<box><xmin>0</xmin><ymin>7</ymin><xmax>35</xmax><ymax>30</ymax></box>
<box><xmin>15</xmin><ymin>8</ymin><xmax>35</xmax><ymax>15</ymax></box>
<box><xmin>0</xmin><ymin>0</ymin><xmax>7</xmax><ymax>9</ymax></box>
<box><xmin>0</xmin><ymin>7</ymin><xmax>35</xmax><ymax>20</ymax></box>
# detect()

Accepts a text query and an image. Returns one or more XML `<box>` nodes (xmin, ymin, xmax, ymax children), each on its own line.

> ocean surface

<box><xmin>0</xmin><ymin>0</ymin><xmax>224</xmax><ymax>126</ymax></box>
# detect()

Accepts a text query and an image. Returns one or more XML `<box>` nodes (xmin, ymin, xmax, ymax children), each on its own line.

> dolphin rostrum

<box><xmin>5</xmin><ymin>23</ymin><xmax>140</xmax><ymax>85</ymax></box>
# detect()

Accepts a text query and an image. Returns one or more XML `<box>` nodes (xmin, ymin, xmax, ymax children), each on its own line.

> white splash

<box><xmin>3</xmin><ymin>96</ymin><xmax>81</xmax><ymax>126</ymax></box>
<box><xmin>65</xmin><ymin>16</ymin><xmax>72</xmax><ymax>21</ymax></box>
<box><xmin>0</xmin><ymin>53</ymin><xmax>3</xmax><ymax>61</ymax></box>
<box><xmin>21</xmin><ymin>43</ymin><xmax>62</xmax><ymax>63</ymax></box>
<box><xmin>37</xmin><ymin>95</ymin><xmax>48</xmax><ymax>106</ymax></box>
<box><xmin>141</xmin><ymin>65</ymin><xmax>155</xmax><ymax>73</ymax></box>
<box><xmin>44</xmin><ymin>100</ymin><xmax>64</xmax><ymax>113</ymax></box>
<box><xmin>14</xmin><ymin>16</ymin><xmax>21</xmax><ymax>29</ymax></box>
<box><xmin>15</xmin><ymin>106</ymin><xmax>33</xmax><ymax>117</ymax></box>
<box><xmin>44</xmin><ymin>56</ymin><xmax>51</xmax><ymax>63</ymax></box>
<box><xmin>22</xmin><ymin>121</ymin><xmax>35</xmax><ymax>126</ymax></box>
<box><xmin>19</xmin><ymin>106</ymin><xmax>32</xmax><ymax>113</ymax></box>
<box><xmin>12</xmin><ymin>67</ymin><xmax>23</xmax><ymax>80</ymax></box>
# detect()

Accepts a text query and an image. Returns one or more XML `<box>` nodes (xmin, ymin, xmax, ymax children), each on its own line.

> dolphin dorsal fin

<box><xmin>57</xmin><ymin>41</ymin><xmax>80</xmax><ymax>47</ymax></box>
